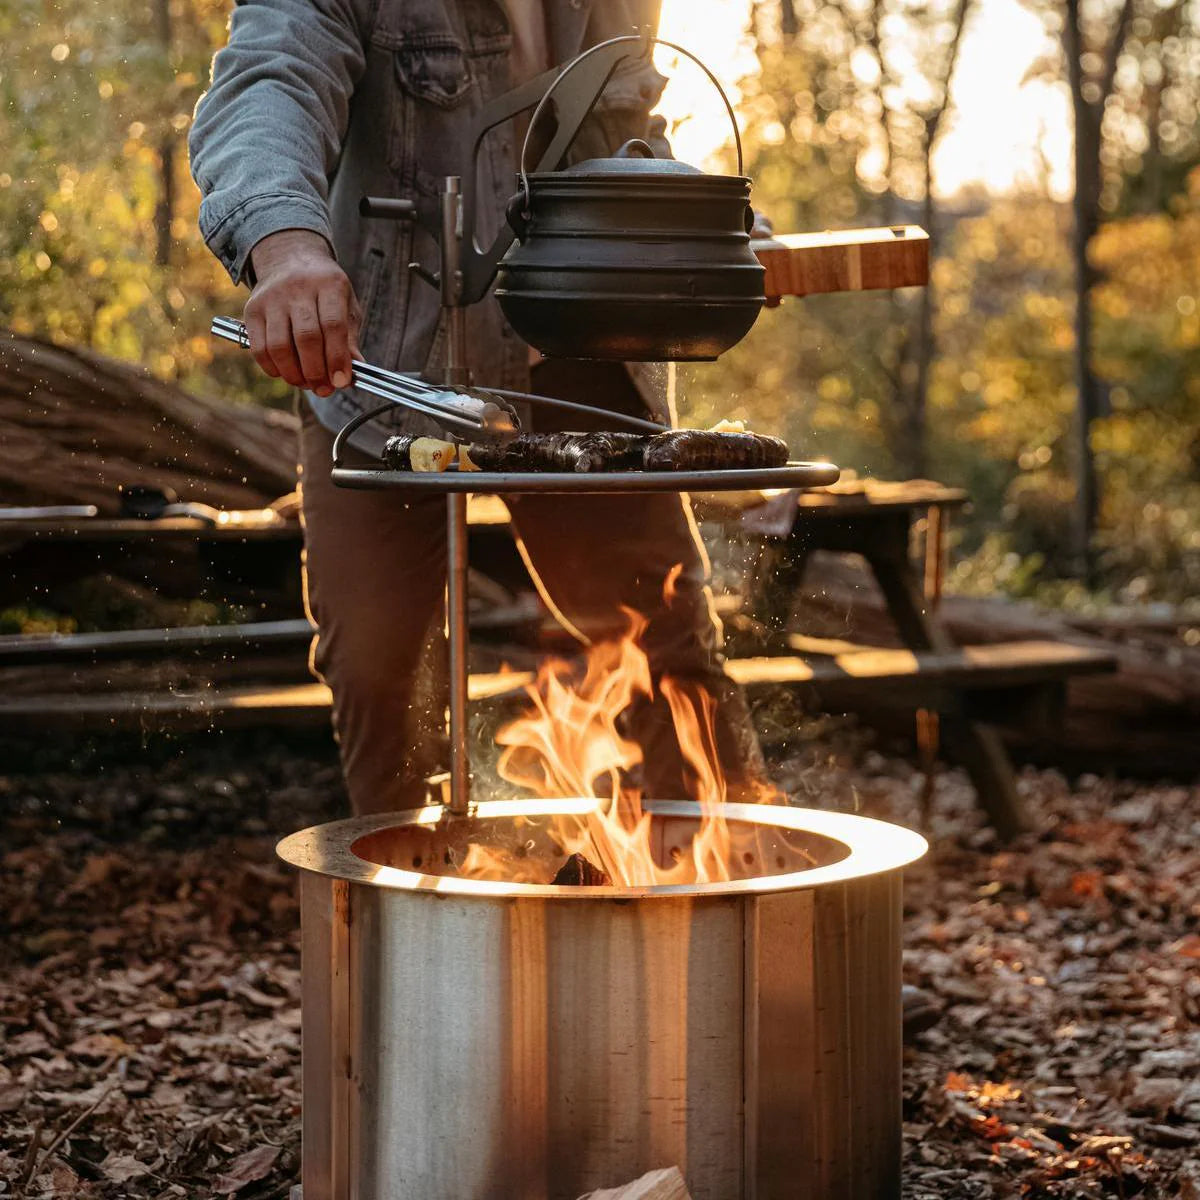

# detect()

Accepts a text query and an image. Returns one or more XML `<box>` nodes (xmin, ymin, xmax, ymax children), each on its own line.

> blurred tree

<box><xmin>1092</xmin><ymin>0</ymin><xmax>1200</xmax><ymax>216</ymax></box>
<box><xmin>0</xmin><ymin>0</ymin><xmax>283</xmax><ymax>405</ymax></box>
<box><xmin>905</xmin><ymin>0</ymin><xmax>971</xmax><ymax>479</ymax></box>
<box><xmin>706</xmin><ymin>0</ymin><xmax>971</xmax><ymax>477</ymax></box>
<box><xmin>1022</xmin><ymin>0</ymin><xmax>1199</xmax><ymax>577</ymax></box>
<box><xmin>1089</xmin><ymin>167</ymin><xmax>1200</xmax><ymax>598</ymax></box>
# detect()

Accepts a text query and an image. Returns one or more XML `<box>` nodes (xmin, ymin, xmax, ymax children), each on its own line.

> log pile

<box><xmin>0</xmin><ymin>332</ymin><xmax>297</xmax><ymax>513</ymax></box>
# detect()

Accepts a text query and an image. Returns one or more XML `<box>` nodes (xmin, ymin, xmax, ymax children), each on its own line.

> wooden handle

<box><xmin>752</xmin><ymin>225</ymin><xmax>929</xmax><ymax>300</ymax></box>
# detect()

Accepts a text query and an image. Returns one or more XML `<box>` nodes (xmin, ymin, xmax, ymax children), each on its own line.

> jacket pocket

<box><xmin>394</xmin><ymin>36</ymin><xmax>474</xmax><ymax>109</ymax></box>
<box><xmin>355</xmin><ymin>246</ymin><xmax>389</xmax><ymax>362</ymax></box>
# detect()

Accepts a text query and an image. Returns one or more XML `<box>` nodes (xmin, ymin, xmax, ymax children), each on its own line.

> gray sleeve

<box><xmin>187</xmin><ymin>0</ymin><xmax>373</xmax><ymax>285</ymax></box>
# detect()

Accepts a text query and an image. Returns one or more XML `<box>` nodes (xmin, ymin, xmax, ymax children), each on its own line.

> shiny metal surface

<box><xmin>328</xmin><ymin>460</ymin><xmax>841</xmax><ymax>495</ymax></box>
<box><xmin>445</xmin><ymin>492</ymin><xmax>470</xmax><ymax>815</ymax></box>
<box><xmin>282</xmin><ymin>801</ymin><xmax>925</xmax><ymax>1200</ymax></box>
<box><xmin>440</xmin><ymin>177</ymin><xmax>472</xmax><ymax>816</ymax></box>
<box><xmin>210</xmin><ymin>316</ymin><xmax>515</xmax><ymax>443</ymax></box>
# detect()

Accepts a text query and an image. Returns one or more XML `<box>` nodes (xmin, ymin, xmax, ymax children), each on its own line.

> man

<box><xmin>189</xmin><ymin>0</ymin><xmax>767</xmax><ymax>814</ymax></box>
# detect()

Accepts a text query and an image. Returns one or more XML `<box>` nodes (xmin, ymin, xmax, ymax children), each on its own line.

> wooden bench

<box><xmin>0</xmin><ymin>672</ymin><xmax>530</xmax><ymax>734</ymax></box>
<box><xmin>726</xmin><ymin>639</ymin><xmax>1115</xmax><ymax>730</ymax></box>
<box><xmin>0</xmin><ymin>639</ymin><xmax>1114</xmax><ymax>737</ymax></box>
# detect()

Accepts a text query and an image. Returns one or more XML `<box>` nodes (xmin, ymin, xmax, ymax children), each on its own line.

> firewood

<box><xmin>552</xmin><ymin>852</ymin><xmax>612</xmax><ymax>887</ymax></box>
<box><xmin>575</xmin><ymin>1167</ymin><xmax>692</xmax><ymax>1200</ymax></box>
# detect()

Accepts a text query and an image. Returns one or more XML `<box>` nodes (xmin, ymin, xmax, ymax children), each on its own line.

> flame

<box><xmin>458</xmin><ymin>597</ymin><xmax>739</xmax><ymax>888</ymax></box>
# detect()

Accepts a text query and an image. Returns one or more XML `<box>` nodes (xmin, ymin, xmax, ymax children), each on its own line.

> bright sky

<box><xmin>656</xmin><ymin>0</ymin><xmax>1074</xmax><ymax>200</ymax></box>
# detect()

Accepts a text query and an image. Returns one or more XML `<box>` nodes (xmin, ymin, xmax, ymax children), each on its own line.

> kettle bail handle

<box><xmin>516</xmin><ymin>32</ymin><xmax>746</xmax><ymax>218</ymax></box>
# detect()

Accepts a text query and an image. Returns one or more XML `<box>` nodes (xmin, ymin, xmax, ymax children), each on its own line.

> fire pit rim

<box><xmin>276</xmin><ymin>799</ymin><xmax>928</xmax><ymax>899</ymax></box>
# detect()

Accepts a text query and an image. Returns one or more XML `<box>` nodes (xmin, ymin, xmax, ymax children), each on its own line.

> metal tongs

<box><xmin>211</xmin><ymin>316</ymin><xmax>664</xmax><ymax>453</ymax></box>
<box><xmin>211</xmin><ymin>316</ymin><xmax>520</xmax><ymax>442</ymax></box>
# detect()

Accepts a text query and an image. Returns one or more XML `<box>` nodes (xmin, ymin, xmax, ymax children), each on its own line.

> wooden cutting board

<box><xmin>752</xmin><ymin>224</ymin><xmax>929</xmax><ymax>300</ymax></box>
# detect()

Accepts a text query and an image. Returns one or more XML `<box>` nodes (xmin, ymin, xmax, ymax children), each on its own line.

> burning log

<box><xmin>552</xmin><ymin>852</ymin><xmax>612</xmax><ymax>887</ymax></box>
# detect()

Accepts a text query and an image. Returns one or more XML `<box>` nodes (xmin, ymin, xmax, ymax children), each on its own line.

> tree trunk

<box><xmin>1063</xmin><ymin>0</ymin><xmax>1132</xmax><ymax>581</ymax></box>
<box><xmin>908</xmin><ymin>158</ymin><xmax>936</xmax><ymax>479</ymax></box>
<box><xmin>895</xmin><ymin>0</ymin><xmax>969</xmax><ymax>480</ymax></box>
<box><xmin>0</xmin><ymin>332</ymin><xmax>299</xmax><ymax>512</ymax></box>
<box><xmin>155</xmin><ymin>139</ymin><xmax>176</xmax><ymax>268</ymax></box>
<box><xmin>1064</xmin><ymin>0</ymin><xmax>1101</xmax><ymax>579</ymax></box>
<box><xmin>780</xmin><ymin>0</ymin><xmax>799</xmax><ymax>39</ymax></box>
<box><xmin>153</xmin><ymin>0</ymin><xmax>175</xmax><ymax>269</ymax></box>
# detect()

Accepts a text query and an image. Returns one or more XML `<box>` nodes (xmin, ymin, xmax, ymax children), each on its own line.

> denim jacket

<box><xmin>189</xmin><ymin>0</ymin><xmax>671</xmax><ymax>448</ymax></box>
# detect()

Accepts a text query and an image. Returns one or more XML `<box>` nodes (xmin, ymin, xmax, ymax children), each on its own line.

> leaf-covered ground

<box><xmin>1</xmin><ymin>732</ymin><xmax>1197</xmax><ymax>1198</ymax></box>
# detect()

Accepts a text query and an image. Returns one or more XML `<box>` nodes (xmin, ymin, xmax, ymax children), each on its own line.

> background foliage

<box><xmin>3</xmin><ymin>0</ymin><xmax>1199</xmax><ymax>605</ymax></box>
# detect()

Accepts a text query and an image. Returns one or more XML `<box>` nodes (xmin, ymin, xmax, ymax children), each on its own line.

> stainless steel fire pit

<box><xmin>278</xmin><ymin>799</ymin><xmax>927</xmax><ymax>1200</ymax></box>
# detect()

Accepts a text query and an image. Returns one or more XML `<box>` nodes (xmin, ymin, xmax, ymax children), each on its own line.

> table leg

<box><xmin>751</xmin><ymin>537</ymin><xmax>810</xmax><ymax>637</ymax></box>
<box><xmin>916</xmin><ymin>506</ymin><xmax>944</xmax><ymax>816</ymax></box>
<box><xmin>867</xmin><ymin>546</ymin><xmax>1029</xmax><ymax>839</ymax></box>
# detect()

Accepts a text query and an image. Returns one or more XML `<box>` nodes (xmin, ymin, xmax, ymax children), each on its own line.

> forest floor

<box><xmin>1</xmin><ymin>727</ymin><xmax>1197</xmax><ymax>1199</ymax></box>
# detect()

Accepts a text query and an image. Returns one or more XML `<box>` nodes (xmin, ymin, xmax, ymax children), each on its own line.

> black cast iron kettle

<box><xmin>493</xmin><ymin>42</ymin><xmax>766</xmax><ymax>362</ymax></box>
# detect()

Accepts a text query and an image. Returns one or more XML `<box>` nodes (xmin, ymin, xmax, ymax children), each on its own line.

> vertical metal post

<box><xmin>441</xmin><ymin>177</ymin><xmax>471</xmax><ymax>816</ymax></box>
<box><xmin>446</xmin><ymin>492</ymin><xmax>470</xmax><ymax>815</ymax></box>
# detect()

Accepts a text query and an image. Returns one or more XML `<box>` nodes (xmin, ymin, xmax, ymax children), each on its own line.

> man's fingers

<box><xmin>318</xmin><ymin>286</ymin><xmax>353</xmax><ymax>390</ymax></box>
<box><xmin>290</xmin><ymin>300</ymin><xmax>329</xmax><ymax>389</ymax></box>
<box><xmin>243</xmin><ymin>308</ymin><xmax>276</xmax><ymax>378</ymax></box>
<box><xmin>264</xmin><ymin>309</ymin><xmax>305</xmax><ymax>388</ymax></box>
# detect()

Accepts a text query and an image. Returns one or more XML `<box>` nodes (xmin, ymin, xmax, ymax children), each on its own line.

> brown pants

<box><xmin>298</xmin><ymin>360</ymin><xmax>766</xmax><ymax>814</ymax></box>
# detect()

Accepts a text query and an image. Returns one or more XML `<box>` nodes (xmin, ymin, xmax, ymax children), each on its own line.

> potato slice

<box><xmin>410</xmin><ymin>437</ymin><xmax>457</xmax><ymax>472</ymax></box>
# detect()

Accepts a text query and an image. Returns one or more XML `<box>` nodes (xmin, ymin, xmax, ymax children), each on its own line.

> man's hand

<box><xmin>245</xmin><ymin>229</ymin><xmax>362</xmax><ymax>397</ymax></box>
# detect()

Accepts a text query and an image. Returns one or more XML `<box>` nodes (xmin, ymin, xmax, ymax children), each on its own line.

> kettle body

<box><xmin>494</xmin><ymin>141</ymin><xmax>766</xmax><ymax>362</ymax></box>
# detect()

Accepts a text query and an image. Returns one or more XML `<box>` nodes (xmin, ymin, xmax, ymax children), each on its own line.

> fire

<box><xmin>459</xmin><ymin>602</ymin><xmax>738</xmax><ymax>888</ymax></box>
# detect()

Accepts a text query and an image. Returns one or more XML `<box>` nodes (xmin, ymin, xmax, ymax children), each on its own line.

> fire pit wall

<box><xmin>279</xmin><ymin>801</ymin><xmax>927</xmax><ymax>1200</ymax></box>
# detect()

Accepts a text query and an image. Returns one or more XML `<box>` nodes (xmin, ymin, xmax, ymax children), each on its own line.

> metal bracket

<box><xmin>457</xmin><ymin>30</ymin><xmax>653</xmax><ymax>304</ymax></box>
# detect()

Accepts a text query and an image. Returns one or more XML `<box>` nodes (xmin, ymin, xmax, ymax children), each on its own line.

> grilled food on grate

<box><xmin>462</xmin><ymin>428</ymin><xmax>790</xmax><ymax>474</ymax></box>
<box><xmin>644</xmin><ymin>429</ymin><xmax>788</xmax><ymax>471</ymax></box>
<box><xmin>381</xmin><ymin>435</ymin><xmax>459</xmax><ymax>472</ymax></box>
<box><xmin>466</xmin><ymin>432</ymin><xmax>646</xmax><ymax>473</ymax></box>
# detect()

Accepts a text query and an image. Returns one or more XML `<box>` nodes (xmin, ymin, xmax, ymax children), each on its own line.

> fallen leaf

<box><xmin>102</xmin><ymin>1153</ymin><xmax>151</xmax><ymax>1183</ymax></box>
<box><xmin>1171</xmin><ymin>934</ymin><xmax>1200</xmax><ymax>960</ymax></box>
<box><xmin>212</xmin><ymin>1143</ymin><xmax>281</xmax><ymax>1194</ymax></box>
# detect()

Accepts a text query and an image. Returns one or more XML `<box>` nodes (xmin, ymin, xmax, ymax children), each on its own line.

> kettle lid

<box><xmin>558</xmin><ymin>138</ymin><xmax>705</xmax><ymax>178</ymax></box>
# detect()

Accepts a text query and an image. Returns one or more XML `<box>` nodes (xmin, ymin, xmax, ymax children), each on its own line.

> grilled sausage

<box><xmin>467</xmin><ymin>433</ymin><xmax>645</xmax><ymax>473</ymax></box>
<box><xmin>643</xmin><ymin>430</ymin><xmax>789</xmax><ymax>471</ymax></box>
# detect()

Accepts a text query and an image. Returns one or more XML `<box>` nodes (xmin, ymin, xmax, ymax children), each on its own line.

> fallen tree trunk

<box><xmin>0</xmin><ymin>331</ymin><xmax>297</xmax><ymax>512</ymax></box>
